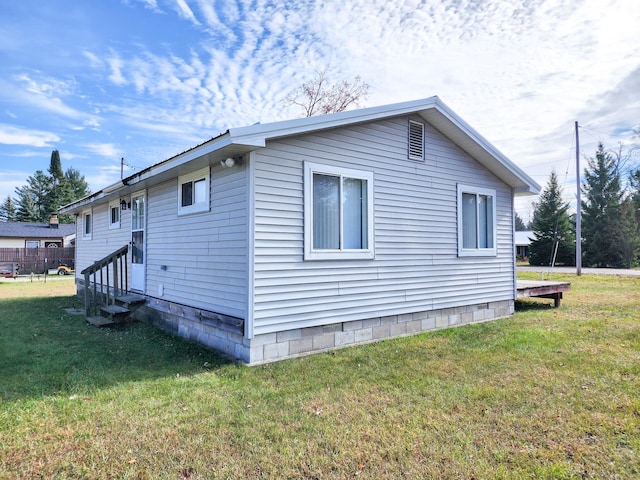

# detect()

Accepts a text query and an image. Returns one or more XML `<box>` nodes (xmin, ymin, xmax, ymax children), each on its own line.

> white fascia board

<box><xmin>422</xmin><ymin>98</ymin><xmax>541</xmax><ymax>195</ymax></box>
<box><xmin>227</xmin><ymin>97</ymin><xmax>441</xmax><ymax>145</ymax></box>
<box><xmin>124</xmin><ymin>133</ymin><xmax>233</xmax><ymax>187</ymax></box>
<box><xmin>60</xmin><ymin>133</ymin><xmax>236</xmax><ymax>214</ymax></box>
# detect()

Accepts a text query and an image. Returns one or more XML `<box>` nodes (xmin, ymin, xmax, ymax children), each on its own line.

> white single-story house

<box><xmin>60</xmin><ymin>97</ymin><xmax>540</xmax><ymax>364</ymax></box>
<box><xmin>515</xmin><ymin>230</ymin><xmax>534</xmax><ymax>259</ymax></box>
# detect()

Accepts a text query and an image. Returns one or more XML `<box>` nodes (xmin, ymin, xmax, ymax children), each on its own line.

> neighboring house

<box><xmin>60</xmin><ymin>97</ymin><xmax>540</xmax><ymax>364</ymax></box>
<box><xmin>515</xmin><ymin>230</ymin><xmax>534</xmax><ymax>259</ymax></box>
<box><xmin>0</xmin><ymin>215</ymin><xmax>75</xmax><ymax>248</ymax></box>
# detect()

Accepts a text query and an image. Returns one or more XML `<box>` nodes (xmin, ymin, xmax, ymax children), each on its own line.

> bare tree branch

<box><xmin>285</xmin><ymin>65</ymin><xmax>369</xmax><ymax>117</ymax></box>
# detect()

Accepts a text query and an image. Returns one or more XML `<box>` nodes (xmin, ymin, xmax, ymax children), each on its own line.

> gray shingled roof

<box><xmin>0</xmin><ymin>221</ymin><xmax>76</xmax><ymax>239</ymax></box>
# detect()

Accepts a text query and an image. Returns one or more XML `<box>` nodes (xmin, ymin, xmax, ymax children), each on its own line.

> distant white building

<box><xmin>515</xmin><ymin>230</ymin><xmax>534</xmax><ymax>259</ymax></box>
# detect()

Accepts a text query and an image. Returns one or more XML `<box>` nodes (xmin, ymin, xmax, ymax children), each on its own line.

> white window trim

<box><xmin>108</xmin><ymin>200</ymin><xmax>121</xmax><ymax>229</ymax></box>
<box><xmin>304</xmin><ymin>161</ymin><xmax>374</xmax><ymax>261</ymax></box>
<box><xmin>178</xmin><ymin>166</ymin><xmax>210</xmax><ymax>216</ymax></box>
<box><xmin>457</xmin><ymin>184</ymin><xmax>497</xmax><ymax>257</ymax></box>
<box><xmin>82</xmin><ymin>210</ymin><xmax>92</xmax><ymax>240</ymax></box>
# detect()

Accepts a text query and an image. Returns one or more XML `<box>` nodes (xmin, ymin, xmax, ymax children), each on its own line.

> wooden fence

<box><xmin>0</xmin><ymin>247</ymin><xmax>75</xmax><ymax>274</ymax></box>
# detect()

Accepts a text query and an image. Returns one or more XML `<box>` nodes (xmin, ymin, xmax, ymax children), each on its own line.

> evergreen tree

<box><xmin>581</xmin><ymin>143</ymin><xmax>624</xmax><ymax>267</ymax></box>
<box><xmin>64</xmin><ymin>167</ymin><xmax>90</xmax><ymax>201</ymax></box>
<box><xmin>631</xmin><ymin>168</ymin><xmax>640</xmax><ymax>226</ymax></box>
<box><xmin>628</xmin><ymin>167</ymin><xmax>640</xmax><ymax>265</ymax></box>
<box><xmin>0</xmin><ymin>196</ymin><xmax>17</xmax><ymax>222</ymax></box>
<box><xmin>48</xmin><ymin>150</ymin><xmax>64</xmax><ymax>182</ymax></box>
<box><xmin>14</xmin><ymin>187</ymin><xmax>40</xmax><ymax>222</ymax></box>
<box><xmin>618</xmin><ymin>197</ymin><xmax>640</xmax><ymax>268</ymax></box>
<box><xmin>11</xmin><ymin>150</ymin><xmax>90</xmax><ymax>224</ymax></box>
<box><xmin>514</xmin><ymin>212</ymin><xmax>527</xmax><ymax>231</ymax></box>
<box><xmin>529</xmin><ymin>170</ymin><xmax>575</xmax><ymax>266</ymax></box>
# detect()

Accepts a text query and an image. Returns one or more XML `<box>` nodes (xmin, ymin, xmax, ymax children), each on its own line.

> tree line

<box><xmin>0</xmin><ymin>150</ymin><xmax>89</xmax><ymax>224</ymax></box>
<box><xmin>529</xmin><ymin>142</ymin><xmax>640</xmax><ymax>268</ymax></box>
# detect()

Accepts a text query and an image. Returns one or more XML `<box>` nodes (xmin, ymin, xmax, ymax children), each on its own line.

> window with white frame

<box><xmin>178</xmin><ymin>166</ymin><xmax>210</xmax><ymax>215</ymax></box>
<box><xmin>457</xmin><ymin>184</ymin><xmax>497</xmax><ymax>256</ymax></box>
<box><xmin>304</xmin><ymin>162</ymin><xmax>374</xmax><ymax>260</ymax></box>
<box><xmin>82</xmin><ymin>211</ymin><xmax>92</xmax><ymax>239</ymax></box>
<box><xmin>109</xmin><ymin>200</ymin><xmax>120</xmax><ymax>229</ymax></box>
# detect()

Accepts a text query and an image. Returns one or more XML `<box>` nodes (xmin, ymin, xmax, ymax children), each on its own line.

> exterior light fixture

<box><xmin>120</xmin><ymin>199</ymin><xmax>130</xmax><ymax>211</ymax></box>
<box><xmin>221</xmin><ymin>157</ymin><xmax>242</xmax><ymax>168</ymax></box>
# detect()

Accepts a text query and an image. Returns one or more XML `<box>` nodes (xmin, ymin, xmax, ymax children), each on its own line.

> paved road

<box><xmin>518</xmin><ymin>266</ymin><xmax>640</xmax><ymax>277</ymax></box>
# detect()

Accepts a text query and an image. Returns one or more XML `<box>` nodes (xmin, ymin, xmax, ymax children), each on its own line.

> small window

<box><xmin>178</xmin><ymin>167</ymin><xmax>210</xmax><ymax>215</ymax></box>
<box><xmin>408</xmin><ymin>120</ymin><xmax>424</xmax><ymax>160</ymax></box>
<box><xmin>304</xmin><ymin>162</ymin><xmax>374</xmax><ymax>260</ymax></box>
<box><xmin>457</xmin><ymin>184</ymin><xmax>496</xmax><ymax>256</ymax></box>
<box><xmin>82</xmin><ymin>211</ymin><xmax>92</xmax><ymax>239</ymax></box>
<box><xmin>109</xmin><ymin>201</ymin><xmax>120</xmax><ymax>229</ymax></box>
<box><xmin>25</xmin><ymin>240</ymin><xmax>39</xmax><ymax>249</ymax></box>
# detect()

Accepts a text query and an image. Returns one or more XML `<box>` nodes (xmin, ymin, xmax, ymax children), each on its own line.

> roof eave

<box><xmin>419</xmin><ymin>99</ymin><xmax>540</xmax><ymax>195</ymax></box>
<box><xmin>60</xmin><ymin>132</ymin><xmax>259</xmax><ymax>214</ymax></box>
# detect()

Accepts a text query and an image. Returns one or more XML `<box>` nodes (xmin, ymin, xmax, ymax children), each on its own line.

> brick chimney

<box><xmin>49</xmin><ymin>213</ymin><xmax>59</xmax><ymax>229</ymax></box>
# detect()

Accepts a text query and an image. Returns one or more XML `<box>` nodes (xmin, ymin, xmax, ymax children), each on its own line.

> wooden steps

<box><xmin>85</xmin><ymin>293</ymin><xmax>146</xmax><ymax>327</ymax></box>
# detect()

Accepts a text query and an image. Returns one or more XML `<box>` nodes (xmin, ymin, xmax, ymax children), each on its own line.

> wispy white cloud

<box><xmin>107</xmin><ymin>51</ymin><xmax>127</xmax><ymax>86</ymax></box>
<box><xmin>0</xmin><ymin>124</ymin><xmax>60</xmax><ymax>147</ymax></box>
<box><xmin>84</xmin><ymin>143</ymin><xmax>120</xmax><ymax>157</ymax></box>
<box><xmin>173</xmin><ymin>0</ymin><xmax>200</xmax><ymax>25</ymax></box>
<box><xmin>1</xmin><ymin>0</ymin><xmax>638</xmax><ymax>211</ymax></box>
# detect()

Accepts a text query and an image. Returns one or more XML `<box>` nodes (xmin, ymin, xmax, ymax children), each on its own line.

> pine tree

<box><xmin>48</xmin><ymin>150</ymin><xmax>64</xmax><ymax>182</ymax></box>
<box><xmin>618</xmin><ymin>197</ymin><xmax>640</xmax><ymax>268</ymax></box>
<box><xmin>0</xmin><ymin>196</ymin><xmax>17</xmax><ymax>222</ymax></box>
<box><xmin>11</xmin><ymin>150</ymin><xmax>90</xmax><ymax>224</ymax></box>
<box><xmin>14</xmin><ymin>187</ymin><xmax>40</xmax><ymax>222</ymax></box>
<box><xmin>64</xmin><ymin>167</ymin><xmax>90</xmax><ymax>201</ymax></box>
<box><xmin>529</xmin><ymin>170</ymin><xmax>575</xmax><ymax>266</ymax></box>
<box><xmin>514</xmin><ymin>212</ymin><xmax>527</xmax><ymax>231</ymax></box>
<box><xmin>581</xmin><ymin>143</ymin><xmax>624</xmax><ymax>267</ymax></box>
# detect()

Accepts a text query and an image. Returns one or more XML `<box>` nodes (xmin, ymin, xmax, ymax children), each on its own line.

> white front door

<box><xmin>130</xmin><ymin>191</ymin><xmax>146</xmax><ymax>292</ymax></box>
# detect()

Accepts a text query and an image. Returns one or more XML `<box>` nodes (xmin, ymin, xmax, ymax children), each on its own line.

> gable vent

<box><xmin>408</xmin><ymin>120</ymin><xmax>424</xmax><ymax>160</ymax></box>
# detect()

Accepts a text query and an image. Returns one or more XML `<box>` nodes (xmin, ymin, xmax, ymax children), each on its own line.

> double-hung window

<box><xmin>304</xmin><ymin>162</ymin><xmax>374</xmax><ymax>260</ymax></box>
<box><xmin>108</xmin><ymin>200</ymin><xmax>120</xmax><ymax>229</ymax></box>
<box><xmin>178</xmin><ymin>166</ymin><xmax>210</xmax><ymax>215</ymax></box>
<box><xmin>82</xmin><ymin>210</ymin><xmax>92</xmax><ymax>239</ymax></box>
<box><xmin>457</xmin><ymin>184</ymin><xmax>497</xmax><ymax>256</ymax></box>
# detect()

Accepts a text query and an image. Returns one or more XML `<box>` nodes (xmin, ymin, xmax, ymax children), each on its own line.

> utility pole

<box><xmin>575</xmin><ymin>121</ymin><xmax>582</xmax><ymax>276</ymax></box>
<box><xmin>121</xmin><ymin>157</ymin><xmax>125</xmax><ymax>180</ymax></box>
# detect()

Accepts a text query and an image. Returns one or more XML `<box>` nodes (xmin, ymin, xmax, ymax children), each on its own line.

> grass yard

<box><xmin>0</xmin><ymin>274</ymin><xmax>639</xmax><ymax>479</ymax></box>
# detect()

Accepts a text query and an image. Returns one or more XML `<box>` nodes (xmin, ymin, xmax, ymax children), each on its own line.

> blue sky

<box><xmin>1</xmin><ymin>0</ymin><xmax>639</xmax><ymax>221</ymax></box>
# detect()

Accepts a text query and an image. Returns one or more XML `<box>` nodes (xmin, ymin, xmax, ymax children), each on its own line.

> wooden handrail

<box><xmin>82</xmin><ymin>245</ymin><xmax>129</xmax><ymax>317</ymax></box>
<box><xmin>80</xmin><ymin>244</ymin><xmax>129</xmax><ymax>275</ymax></box>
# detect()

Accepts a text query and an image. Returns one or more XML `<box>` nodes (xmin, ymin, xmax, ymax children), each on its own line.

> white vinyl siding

<box><xmin>74</xmin><ymin>203</ymin><xmax>131</xmax><ymax>282</ymax></box>
<box><xmin>251</xmin><ymin>115</ymin><xmax>514</xmax><ymax>335</ymax></box>
<box><xmin>178</xmin><ymin>166</ymin><xmax>210</xmax><ymax>216</ymax></box>
<box><xmin>304</xmin><ymin>162</ymin><xmax>374</xmax><ymax>260</ymax></box>
<box><xmin>145</xmin><ymin>164</ymin><xmax>249</xmax><ymax>319</ymax></box>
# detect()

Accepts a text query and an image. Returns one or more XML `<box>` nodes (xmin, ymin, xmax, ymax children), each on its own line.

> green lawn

<box><xmin>1</xmin><ymin>274</ymin><xmax>639</xmax><ymax>479</ymax></box>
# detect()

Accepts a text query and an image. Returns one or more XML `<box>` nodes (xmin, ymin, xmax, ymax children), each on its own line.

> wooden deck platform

<box><xmin>516</xmin><ymin>280</ymin><xmax>571</xmax><ymax>307</ymax></box>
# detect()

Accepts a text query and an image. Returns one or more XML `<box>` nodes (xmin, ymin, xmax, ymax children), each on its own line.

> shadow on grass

<box><xmin>0</xmin><ymin>295</ymin><xmax>232</xmax><ymax>402</ymax></box>
<box><xmin>515</xmin><ymin>299</ymin><xmax>556</xmax><ymax>312</ymax></box>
